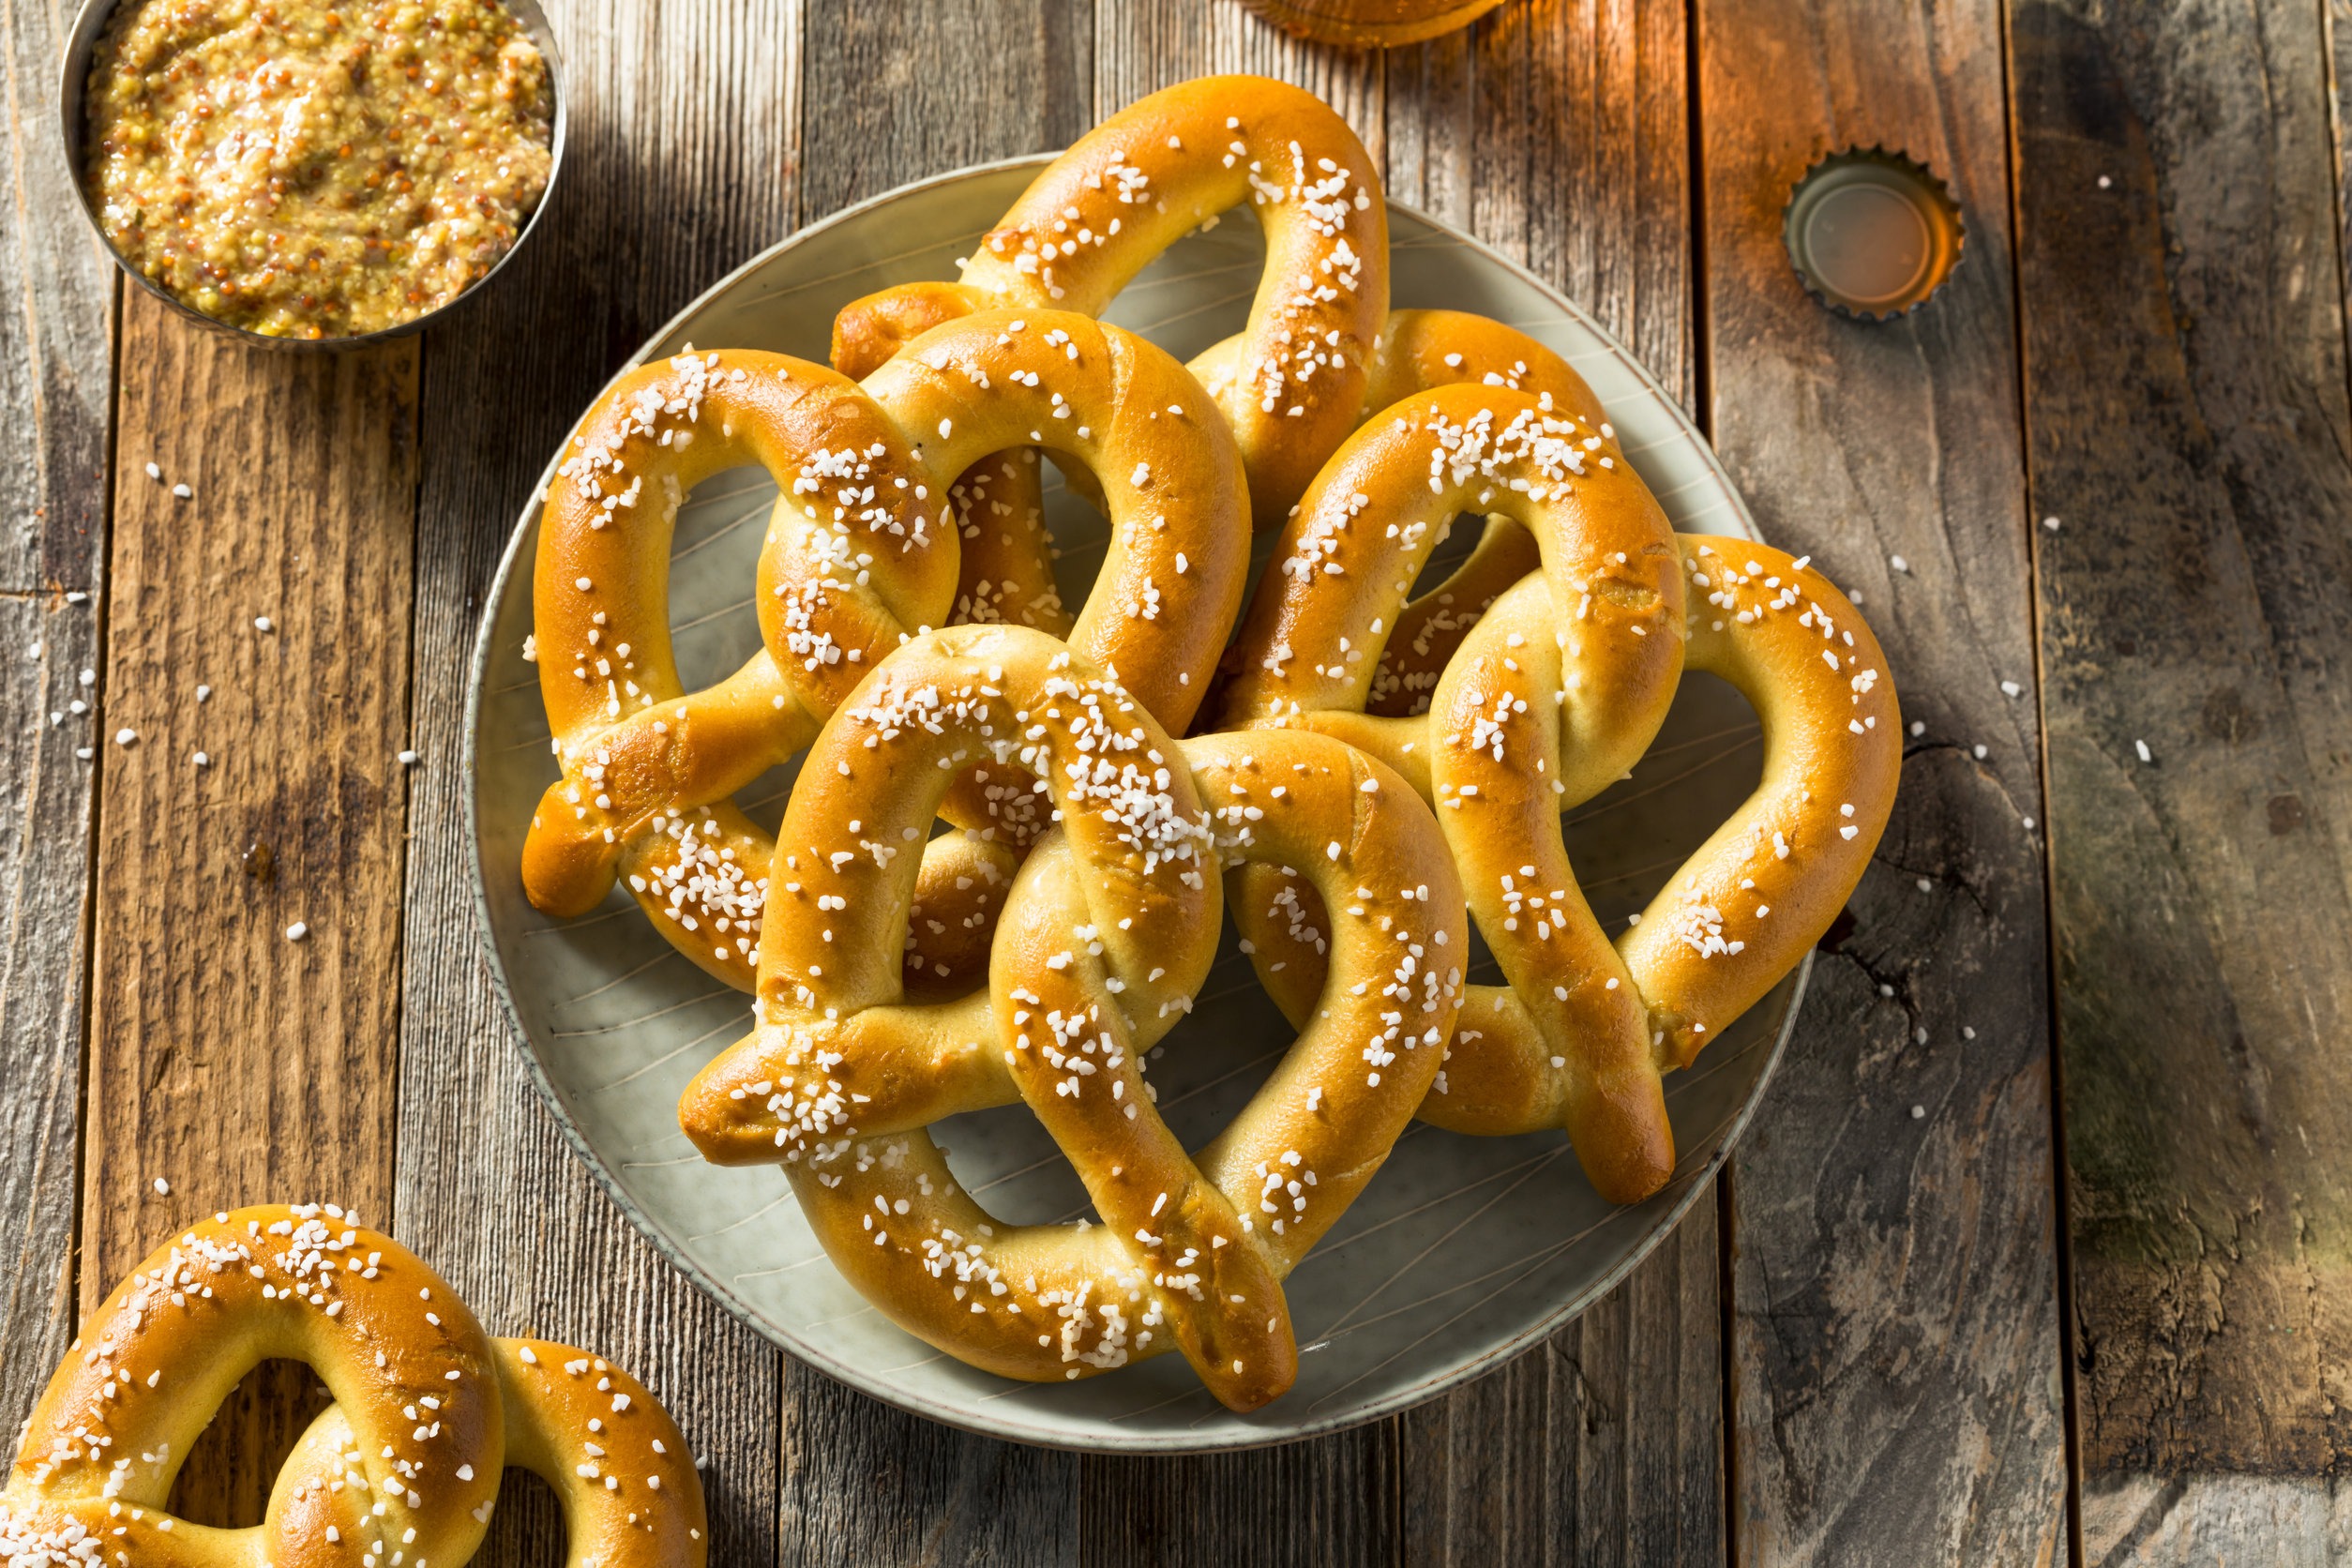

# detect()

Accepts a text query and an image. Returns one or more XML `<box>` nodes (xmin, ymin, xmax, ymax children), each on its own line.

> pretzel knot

<box><xmin>677</xmin><ymin>626</ymin><xmax>1466</xmax><ymax>1411</ymax></box>
<box><xmin>1219</xmin><ymin>384</ymin><xmax>1901</xmax><ymax>1202</ymax></box>
<box><xmin>523</xmin><ymin>309</ymin><xmax>1245</xmax><ymax>991</ymax></box>
<box><xmin>1</xmin><ymin>1205</ymin><xmax>704</xmax><ymax>1566</ymax></box>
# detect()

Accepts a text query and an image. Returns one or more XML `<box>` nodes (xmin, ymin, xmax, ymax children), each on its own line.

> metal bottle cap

<box><xmin>1783</xmin><ymin>147</ymin><xmax>1964</xmax><ymax>320</ymax></box>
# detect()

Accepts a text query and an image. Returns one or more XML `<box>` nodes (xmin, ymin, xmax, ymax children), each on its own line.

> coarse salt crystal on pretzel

<box><xmin>523</xmin><ymin>311</ymin><xmax>1244</xmax><ymax>991</ymax></box>
<box><xmin>676</xmin><ymin>625</ymin><xmax>1464</xmax><ymax>1410</ymax></box>
<box><xmin>1220</xmin><ymin>383</ymin><xmax>1899</xmax><ymax>1202</ymax></box>
<box><xmin>0</xmin><ymin>1204</ymin><xmax>705</xmax><ymax>1565</ymax></box>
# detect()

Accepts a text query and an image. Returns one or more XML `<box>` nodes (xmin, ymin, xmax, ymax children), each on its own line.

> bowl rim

<box><xmin>462</xmin><ymin>152</ymin><xmax>1804</xmax><ymax>1453</ymax></box>
<box><xmin>56</xmin><ymin>0</ymin><xmax>569</xmax><ymax>352</ymax></box>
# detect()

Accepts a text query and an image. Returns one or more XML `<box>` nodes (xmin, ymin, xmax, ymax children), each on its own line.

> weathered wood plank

<box><xmin>84</xmin><ymin>295</ymin><xmax>420</xmax><ymax>1521</ymax></box>
<box><xmin>2012</xmin><ymin>1</ymin><xmax>2352</xmax><ymax>1559</ymax></box>
<box><xmin>1386</xmin><ymin>2</ymin><xmax>1726</xmax><ymax>1563</ymax></box>
<box><xmin>0</xmin><ymin>0</ymin><xmax>114</xmax><ymax>1457</ymax></box>
<box><xmin>1698</xmin><ymin>1</ymin><xmax>2071</xmax><ymax>1562</ymax></box>
<box><xmin>388</xmin><ymin>2</ymin><xmax>804</xmax><ymax>1562</ymax></box>
<box><xmin>798</xmin><ymin>0</ymin><xmax>1095</xmax><ymax>224</ymax></box>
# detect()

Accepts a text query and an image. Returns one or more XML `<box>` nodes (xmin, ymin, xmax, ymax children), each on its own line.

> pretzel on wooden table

<box><xmin>1218</xmin><ymin>384</ymin><xmax>1900</xmax><ymax>1201</ymax></box>
<box><xmin>676</xmin><ymin>626</ymin><xmax>1465</xmax><ymax>1410</ymax></box>
<box><xmin>0</xmin><ymin>1204</ymin><xmax>703</xmax><ymax>1566</ymax></box>
<box><xmin>523</xmin><ymin>309</ymin><xmax>1246</xmax><ymax>993</ymax></box>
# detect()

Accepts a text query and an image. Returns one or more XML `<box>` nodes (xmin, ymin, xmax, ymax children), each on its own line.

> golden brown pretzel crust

<box><xmin>525</xmin><ymin>312</ymin><xmax>1244</xmax><ymax>991</ymax></box>
<box><xmin>834</xmin><ymin>75</ymin><xmax>1387</xmax><ymax>524</ymax></box>
<box><xmin>1240</xmin><ymin>536</ymin><xmax>1900</xmax><ymax>1202</ymax></box>
<box><xmin>526</xmin><ymin>348</ymin><xmax>952</xmax><ymax>987</ymax></box>
<box><xmin>1218</xmin><ymin>381</ymin><xmax>1685</xmax><ymax>798</ymax></box>
<box><xmin>1212</xmin><ymin>377</ymin><xmax>1899</xmax><ymax>1201</ymax></box>
<box><xmin>0</xmin><ymin>1204</ymin><xmax>704</xmax><ymax>1566</ymax></box>
<box><xmin>677</xmin><ymin>626</ymin><xmax>1463</xmax><ymax>1410</ymax></box>
<box><xmin>988</xmin><ymin>309</ymin><xmax>1606</xmax><ymax>713</ymax></box>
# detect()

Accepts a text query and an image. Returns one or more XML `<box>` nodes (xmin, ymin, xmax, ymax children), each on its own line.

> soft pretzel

<box><xmin>676</xmin><ymin>626</ymin><xmax>1463</xmax><ymax>1410</ymax></box>
<box><xmin>833</xmin><ymin>75</ymin><xmax>1387</xmax><ymax>526</ymax></box>
<box><xmin>1408</xmin><ymin>541</ymin><xmax>1898</xmax><ymax>1192</ymax></box>
<box><xmin>1215</xmin><ymin>383</ymin><xmax>1898</xmax><ymax>1199</ymax></box>
<box><xmin>1</xmin><ymin>1204</ymin><xmax>704</xmax><ymax>1566</ymax></box>
<box><xmin>525</xmin><ymin>311</ymin><xmax>1244</xmax><ymax>989</ymax></box>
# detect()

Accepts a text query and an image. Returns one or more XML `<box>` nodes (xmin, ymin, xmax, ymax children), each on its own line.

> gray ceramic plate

<box><xmin>468</xmin><ymin>156</ymin><xmax>1799</xmax><ymax>1452</ymax></box>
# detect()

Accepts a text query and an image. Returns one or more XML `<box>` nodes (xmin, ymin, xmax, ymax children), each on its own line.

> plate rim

<box><xmin>463</xmin><ymin>154</ymin><xmax>1802</xmax><ymax>1453</ymax></box>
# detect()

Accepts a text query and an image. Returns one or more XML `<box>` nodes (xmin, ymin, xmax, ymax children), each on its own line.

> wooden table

<box><xmin>5</xmin><ymin>0</ymin><xmax>2344</xmax><ymax>1560</ymax></box>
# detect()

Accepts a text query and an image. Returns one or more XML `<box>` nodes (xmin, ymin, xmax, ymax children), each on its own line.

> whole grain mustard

<box><xmin>84</xmin><ymin>0</ymin><xmax>555</xmax><ymax>339</ymax></box>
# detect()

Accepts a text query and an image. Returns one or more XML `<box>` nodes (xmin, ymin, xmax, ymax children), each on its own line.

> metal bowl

<box><xmin>56</xmin><ymin>0</ymin><xmax>566</xmax><ymax>351</ymax></box>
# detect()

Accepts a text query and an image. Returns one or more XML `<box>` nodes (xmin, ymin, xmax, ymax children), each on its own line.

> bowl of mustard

<box><xmin>58</xmin><ymin>0</ymin><xmax>566</xmax><ymax>348</ymax></box>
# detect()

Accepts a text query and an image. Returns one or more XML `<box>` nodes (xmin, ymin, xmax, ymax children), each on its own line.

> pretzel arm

<box><xmin>493</xmin><ymin>1337</ymin><xmax>708</xmax><ymax>1565</ymax></box>
<box><xmin>947</xmin><ymin>449</ymin><xmax>1073</xmax><ymax>636</ymax></box>
<box><xmin>1427</xmin><ymin>574</ymin><xmax>1675</xmax><ymax>1201</ymax></box>
<box><xmin>1185</xmin><ymin>731</ymin><xmax>1467</xmax><ymax>1273</ymax></box>
<box><xmin>1617</xmin><ymin>537</ymin><xmax>1900</xmax><ymax>1065</ymax></box>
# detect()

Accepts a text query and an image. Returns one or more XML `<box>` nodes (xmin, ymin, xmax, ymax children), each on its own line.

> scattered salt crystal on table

<box><xmin>172</xmin><ymin>483</ymin><xmax>191</xmax><ymax>499</ymax></box>
<box><xmin>192</xmin><ymin>751</ymin><xmax>209</xmax><ymax>767</ymax></box>
<box><xmin>286</xmin><ymin>921</ymin><xmax>309</xmax><ymax>942</ymax></box>
<box><xmin>398</xmin><ymin>749</ymin><xmax>418</xmax><ymax>766</ymax></box>
<box><xmin>255</xmin><ymin>616</ymin><xmax>274</xmax><ymax>633</ymax></box>
<box><xmin>144</xmin><ymin>463</ymin><xmax>161</xmax><ymax>481</ymax></box>
<box><xmin>197</xmin><ymin>684</ymin><xmax>211</xmax><ymax>701</ymax></box>
<box><xmin>1890</xmin><ymin>554</ymin><xmax>1909</xmax><ymax>573</ymax></box>
<box><xmin>2043</xmin><ymin>516</ymin><xmax>2061</xmax><ymax>531</ymax></box>
<box><xmin>154</xmin><ymin>1177</ymin><xmax>170</xmax><ymax>1195</ymax></box>
<box><xmin>114</xmin><ymin>728</ymin><xmax>136</xmax><ymax>746</ymax></box>
<box><xmin>1910</xmin><ymin>1105</ymin><xmax>1926</xmax><ymax>1120</ymax></box>
<box><xmin>2134</xmin><ymin>739</ymin><xmax>2152</xmax><ymax>762</ymax></box>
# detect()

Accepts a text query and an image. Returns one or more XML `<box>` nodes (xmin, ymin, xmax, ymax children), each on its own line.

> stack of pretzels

<box><xmin>520</xmin><ymin>75</ymin><xmax>1900</xmax><ymax>1413</ymax></box>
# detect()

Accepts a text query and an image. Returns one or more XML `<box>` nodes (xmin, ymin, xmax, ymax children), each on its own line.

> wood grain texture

<box><xmin>0</xmin><ymin>0</ymin><xmax>113</xmax><ymax>1457</ymax></box>
<box><xmin>2011</xmin><ymin>0</ymin><xmax>2352</xmax><ymax>1545</ymax></box>
<box><xmin>84</xmin><ymin>294</ymin><xmax>420</xmax><ymax>1517</ymax></box>
<box><xmin>1698</xmin><ymin>1</ymin><xmax>2071</xmax><ymax>1563</ymax></box>
<box><xmin>799</xmin><ymin>0</ymin><xmax>1095</xmax><ymax>226</ymax></box>
<box><xmin>387</xmin><ymin>3</ymin><xmax>803</xmax><ymax>1563</ymax></box>
<box><xmin>1385</xmin><ymin>3</ymin><xmax>1726</xmax><ymax>1563</ymax></box>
